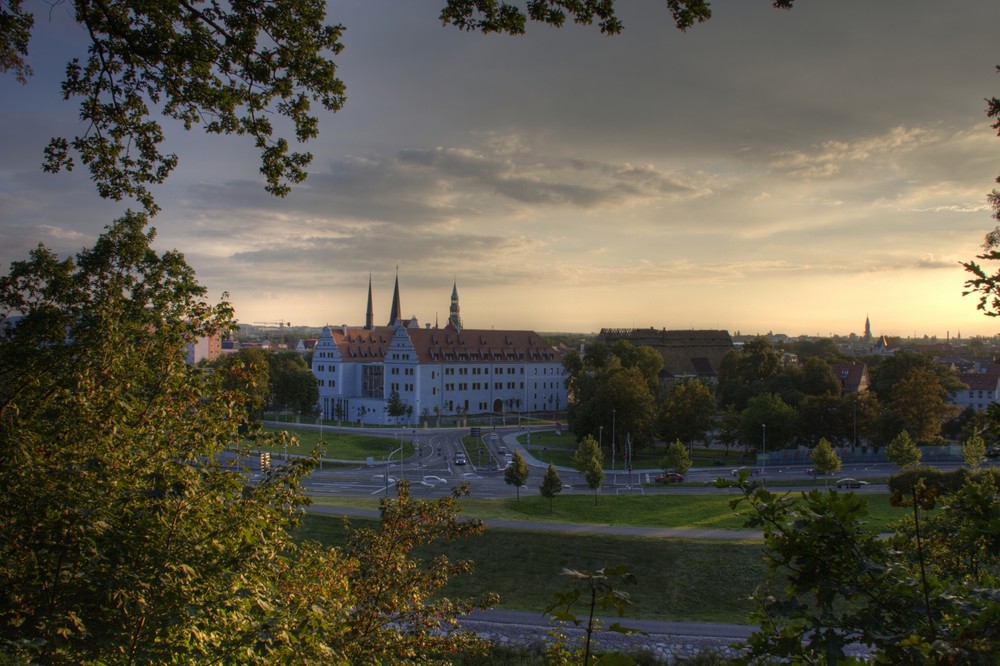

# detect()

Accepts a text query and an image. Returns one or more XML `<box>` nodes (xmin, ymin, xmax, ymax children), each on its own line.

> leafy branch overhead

<box><xmin>7</xmin><ymin>0</ymin><xmax>346</xmax><ymax>213</ymax></box>
<box><xmin>3</xmin><ymin>0</ymin><xmax>800</xmax><ymax>214</ymax></box>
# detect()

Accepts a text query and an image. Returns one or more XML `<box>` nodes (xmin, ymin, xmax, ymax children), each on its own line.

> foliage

<box><xmin>660</xmin><ymin>440</ymin><xmax>692</xmax><ymax>477</ymax></box>
<box><xmin>716</xmin><ymin>337</ymin><xmax>782</xmax><ymax>409</ymax></box>
<box><xmin>544</xmin><ymin>565</ymin><xmax>642</xmax><ymax>666</ymax></box>
<box><xmin>0</xmin><ymin>214</ymin><xmax>314</xmax><ymax>662</ymax></box>
<box><xmin>963</xmin><ymin>434</ymin><xmax>987</xmax><ymax>469</ymax></box>
<box><xmin>4</xmin><ymin>0</ymin><xmax>345</xmax><ymax>213</ymax></box>
<box><xmin>572</xmin><ymin>435</ymin><xmax>605</xmax><ymax>504</ymax></box>
<box><xmin>728</xmin><ymin>473</ymin><xmax>1000</xmax><ymax>664</ymax></box>
<box><xmin>885</xmin><ymin>430</ymin><xmax>922</xmax><ymax>469</ymax></box>
<box><xmin>657</xmin><ymin>379</ymin><xmax>716</xmax><ymax>445</ymax></box>
<box><xmin>740</xmin><ymin>393</ymin><xmax>796</xmax><ymax>452</ymax></box>
<box><xmin>887</xmin><ymin>466</ymin><xmax>1000</xmax><ymax>498</ymax></box>
<box><xmin>335</xmin><ymin>481</ymin><xmax>498</xmax><ymax>664</ymax></box>
<box><xmin>539</xmin><ymin>464</ymin><xmax>564</xmax><ymax>513</ymax></box>
<box><xmin>809</xmin><ymin>438</ymin><xmax>841</xmax><ymax>481</ymax></box>
<box><xmin>268</xmin><ymin>349</ymin><xmax>320</xmax><ymax>414</ymax></box>
<box><xmin>882</xmin><ymin>366</ymin><xmax>960</xmax><ymax>443</ymax></box>
<box><xmin>566</xmin><ymin>342</ymin><xmax>659</xmax><ymax>451</ymax></box>
<box><xmin>440</xmin><ymin>0</ymin><xmax>795</xmax><ymax>36</ymax></box>
<box><xmin>504</xmin><ymin>450</ymin><xmax>530</xmax><ymax>500</ymax></box>
<box><xmin>212</xmin><ymin>347</ymin><xmax>271</xmax><ymax>418</ymax></box>
<box><xmin>385</xmin><ymin>389</ymin><xmax>411</xmax><ymax>424</ymax></box>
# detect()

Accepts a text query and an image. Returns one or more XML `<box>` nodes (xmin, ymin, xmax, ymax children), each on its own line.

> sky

<box><xmin>2</xmin><ymin>1</ymin><xmax>1000</xmax><ymax>339</ymax></box>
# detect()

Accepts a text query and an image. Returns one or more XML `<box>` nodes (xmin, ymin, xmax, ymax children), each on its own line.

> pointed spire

<box><xmin>448</xmin><ymin>278</ymin><xmax>462</xmax><ymax>330</ymax></box>
<box><xmin>387</xmin><ymin>267</ymin><xmax>402</xmax><ymax>326</ymax></box>
<box><xmin>365</xmin><ymin>273</ymin><xmax>374</xmax><ymax>330</ymax></box>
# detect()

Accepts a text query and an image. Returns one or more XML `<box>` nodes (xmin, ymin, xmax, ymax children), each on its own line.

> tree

<box><xmin>661</xmin><ymin>439</ymin><xmax>692</xmax><ymax>477</ymax></box>
<box><xmin>886</xmin><ymin>430</ymin><xmax>922</xmax><ymax>469</ymax></box>
<box><xmin>4</xmin><ymin>0</ymin><xmax>346</xmax><ymax>213</ymax></box>
<box><xmin>658</xmin><ymin>379</ymin><xmax>716</xmax><ymax>445</ymax></box>
<box><xmin>268</xmin><ymin>349</ymin><xmax>319</xmax><ymax>415</ymax></box>
<box><xmin>385</xmin><ymin>389</ymin><xmax>409</xmax><ymax>425</ymax></box>
<box><xmin>740</xmin><ymin>393</ymin><xmax>797</xmax><ymax>453</ymax></box>
<box><xmin>592</xmin><ymin>367</ymin><xmax>657</xmax><ymax>450</ymax></box>
<box><xmin>503</xmin><ymin>450</ymin><xmax>529</xmax><ymax>500</ymax></box>
<box><xmin>717</xmin><ymin>336</ymin><xmax>783</xmax><ymax>409</ymax></box>
<box><xmin>212</xmin><ymin>346</ymin><xmax>270</xmax><ymax>419</ymax></box>
<box><xmin>729</xmin><ymin>473</ymin><xmax>1000</xmax><ymax>663</ymax></box>
<box><xmin>334</xmin><ymin>481</ymin><xmax>498</xmax><ymax>663</ymax></box>
<box><xmin>572</xmin><ymin>435</ymin><xmax>604</xmax><ymax>505</ymax></box>
<box><xmin>963</xmin><ymin>434</ymin><xmax>987</xmax><ymax>470</ymax></box>
<box><xmin>883</xmin><ymin>366</ymin><xmax>960</xmax><ymax>443</ymax></box>
<box><xmin>539</xmin><ymin>463</ymin><xmax>563</xmax><ymax>513</ymax></box>
<box><xmin>810</xmin><ymin>437</ymin><xmax>841</xmax><ymax>483</ymax></box>
<box><xmin>0</xmin><ymin>214</ymin><xmax>316</xmax><ymax>662</ymax></box>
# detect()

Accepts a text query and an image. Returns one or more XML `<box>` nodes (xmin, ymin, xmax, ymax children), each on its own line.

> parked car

<box><xmin>454</xmin><ymin>453</ymin><xmax>467</xmax><ymax>465</ymax></box>
<box><xmin>655</xmin><ymin>472</ymin><xmax>685</xmax><ymax>483</ymax></box>
<box><xmin>836</xmin><ymin>478</ymin><xmax>868</xmax><ymax>489</ymax></box>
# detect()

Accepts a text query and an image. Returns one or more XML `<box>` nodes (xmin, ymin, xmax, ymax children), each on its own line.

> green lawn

<box><xmin>298</xmin><ymin>491</ymin><xmax>910</xmax><ymax>623</ymax></box>
<box><xmin>240</xmin><ymin>427</ymin><xmax>410</xmax><ymax>461</ymax></box>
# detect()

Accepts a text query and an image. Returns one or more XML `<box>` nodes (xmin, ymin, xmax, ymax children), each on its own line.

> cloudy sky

<box><xmin>2</xmin><ymin>1</ymin><xmax>1000</xmax><ymax>338</ymax></box>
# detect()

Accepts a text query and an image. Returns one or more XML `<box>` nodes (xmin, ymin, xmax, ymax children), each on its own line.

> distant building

<box><xmin>312</xmin><ymin>276</ymin><xmax>566</xmax><ymax>425</ymax></box>
<box><xmin>830</xmin><ymin>363</ymin><xmax>871</xmax><ymax>394</ymax></box>
<box><xmin>951</xmin><ymin>371</ymin><xmax>1000</xmax><ymax>413</ymax></box>
<box><xmin>596</xmin><ymin>328</ymin><xmax>734</xmax><ymax>381</ymax></box>
<box><xmin>184</xmin><ymin>334</ymin><xmax>222</xmax><ymax>365</ymax></box>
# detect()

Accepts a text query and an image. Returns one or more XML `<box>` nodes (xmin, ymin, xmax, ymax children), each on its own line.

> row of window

<box><xmin>315</xmin><ymin>364</ymin><xmax>336</xmax><ymax>372</ymax></box>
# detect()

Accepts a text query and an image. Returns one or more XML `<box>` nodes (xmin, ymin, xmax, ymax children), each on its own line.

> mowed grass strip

<box><xmin>308</xmin><ymin>491</ymin><xmax>904</xmax><ymax>533</ymax></box>
<box><xmin>295</xmin><ymin>514</ymin><xmax>768</xmax><ymax>623</ymax></box>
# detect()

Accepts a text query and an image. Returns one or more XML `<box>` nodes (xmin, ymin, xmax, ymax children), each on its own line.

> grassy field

<box><xmin>239</xmin><ymin>427</ymin><xmax>410</xmax><ymax>461</ymax></box>
<box><xmin>296</xmin><ymin>513</ymin><xmax>768</xmax><ymax>623</ymax></box>
<box><xmin>298</xmin><ymin>491</ymin><xmax>910</xmax><ymax>623</ymax></box>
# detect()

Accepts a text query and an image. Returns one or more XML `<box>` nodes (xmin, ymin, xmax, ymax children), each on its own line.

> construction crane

<box><xmin>252</xmin><ymin>321</ymin><xmax>292</xmax><ymax>335</ymax></box>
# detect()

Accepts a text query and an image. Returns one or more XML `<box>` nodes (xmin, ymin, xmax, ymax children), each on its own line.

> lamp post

<box><xmin>761</xmin><ymin>423</ymin><xmax>766</xmax><ymax>488</ymax></box>
<box><xmin>612</xmin><ymin>409</ymin><xmax>617</xmax><ymax>473</ymax></box>
<box><xmin>319</xmin><ymin>409</ymin><xmax>324</xmax><ymax>471</ymax></box>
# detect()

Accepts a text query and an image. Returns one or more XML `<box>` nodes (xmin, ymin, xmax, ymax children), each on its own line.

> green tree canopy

<box><xmin>539</xmin><ymin>463</ymin><xmax>563</xmax><ymax>513</ymax></box>
<box><xmin>886</xmin><ymin>430</ymin><xmax>923</xmax><ymax>469</ymax></box>
<box><xmin>572</xmin><ymin>435</ymin><xmax>605</xmax><ymax>504</ymax></box>
<box><xmin>717</xmin><ymin>336</ymin><xmax>783</xmax><ymax>409</ymax></box>
<box><xmin>0</xmin><ymin>214</ymin><xmax>314</xmax><ymax>661</ymax></box>
<box><xmin>503</xmin><ymin>450</ymin><xmax>530</xmax><ymax>500</ymax></box>
<box><xmin>741</xmin><ymin>393</ymin><xmax>797</xmax><ymax>453</ymax></box>
<box><xmin>810</xmin><ymin>437</ymin><xmax>842</xmax><ymax>481</ymax></box>
<box><xmin>268</xmin><ymin>349</ymin><xmax>319</xmax><ymax>415</ymax></box>
<box><xmin>658</xmin><ymin>378</ymin><xmax>716</xmax><ymax>445</ymax></box>
<box><xmin>661</xmin><ymin>439</ymin><xmax>692</xmax><ymax>477</ymax></box>
<box><xmin>5</xmin><ymin>0</ymin><xmax>346</xmax><ymax>213</ymax></box>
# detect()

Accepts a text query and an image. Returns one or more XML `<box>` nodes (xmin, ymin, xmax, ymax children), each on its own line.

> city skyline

<box><xmin>2</xmin><ymin>1</ymin><xmax>1000</xmax><ymax>338</ymax></box>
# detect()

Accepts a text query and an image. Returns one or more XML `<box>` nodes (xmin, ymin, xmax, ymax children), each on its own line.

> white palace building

<box><xmin>311</xmin><ymin>274</ymin><xmax>567</xmax><ymax>426</ymax></box>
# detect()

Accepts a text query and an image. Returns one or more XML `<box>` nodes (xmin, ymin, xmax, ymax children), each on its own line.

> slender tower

<box><xmin>448</xmin><ymin>279</ymin><xmax>462</xmax><ymax>330</ymax></box>
<box><xmin>364</xmin><ymin>274</ymin><xmax>374</xmax><ymax>330</ymax></box>
<box><xmin>387</xmin><ymin>268</ymin><xmax>402</xmax><ymax>326</ymax></box>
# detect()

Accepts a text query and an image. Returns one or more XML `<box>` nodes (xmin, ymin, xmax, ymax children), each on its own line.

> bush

<box><xmin>888</xmin><ymin>466</ymin><xmax>1000</xmax><ymax>496</ymax></box>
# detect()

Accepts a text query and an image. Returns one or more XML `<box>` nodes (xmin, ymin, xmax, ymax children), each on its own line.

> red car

<box><xmin>655</xmin><ymin>472</ymin><xmax>685</xmax><ymax>483</ymax></box>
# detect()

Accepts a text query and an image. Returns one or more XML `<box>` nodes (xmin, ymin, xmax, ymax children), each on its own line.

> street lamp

<box><xmin>612</xmin><ymin>409</ymin><xmax>617</xmax><ymax>473</ymax></box>
<box><xmin>761</xmin><ymin>423</ymin><xmax>766</xmax><ymax>487</ymax></box>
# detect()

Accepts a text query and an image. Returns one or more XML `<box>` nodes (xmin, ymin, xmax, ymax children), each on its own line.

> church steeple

<box><xmin>448</xmin><ymin>279</ymin><xmax>462</xmax><ymax>330</ymax></box>
<box><xmin>365</xmin><ymin>274</ymin><xmax>374</xmax><ymax>330</ymax></box>
<box><xmin>387</xmin><ymin>268</ymin><xmax>402</xmax><ymax>326</ymax></box>
<box><xmin>864</xmin><ymin>315</ymin><xmax>872</xmax><ymax>341</ymax></box>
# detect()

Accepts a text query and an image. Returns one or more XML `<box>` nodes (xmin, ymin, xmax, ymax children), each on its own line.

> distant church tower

<box><xmin>448</xmin><ymin>280</ymin><xmax>463</xmax><ymax>330</ymax></box>
<box><xmin>864</xmin><ymin>315</ymin><xmax>872</xmax><ymax>342</ymax></box>
<box><xmin>364</xmin><ymin>274</ymin><xmax>374</xmax><ymax>330</ymax></box>
<box><xmin>387</xmin><ymin>269</ymin><xmax>403</xmax><ymax>326</ymax></box>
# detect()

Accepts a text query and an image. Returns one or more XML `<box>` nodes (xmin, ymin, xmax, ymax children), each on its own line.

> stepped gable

<box><xmin>406</xmin><ymin>328</ymin><xmax>558</xmax><ymax>364</ymax></box>
<box><xmin>598</xmin><ymin>327</ymin><xmax>734</xmax><ymax>378</ymax></box>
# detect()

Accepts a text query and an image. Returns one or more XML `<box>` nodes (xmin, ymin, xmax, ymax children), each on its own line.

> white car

<box><xmin>422</xmin><ymin>475</ymin><xmax>448</xmax><ymax>485</ymax></box>
<box><xmin>371</xmin><ymin>474</ymin><xmax>397</xmax><ymax>484</ymax></box>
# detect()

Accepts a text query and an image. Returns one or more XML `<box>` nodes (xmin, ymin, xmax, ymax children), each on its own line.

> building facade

<box><xmin>311</xmin><ymin>278</ymin><xmax>566</xmax><ymax>425</ymax></box>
